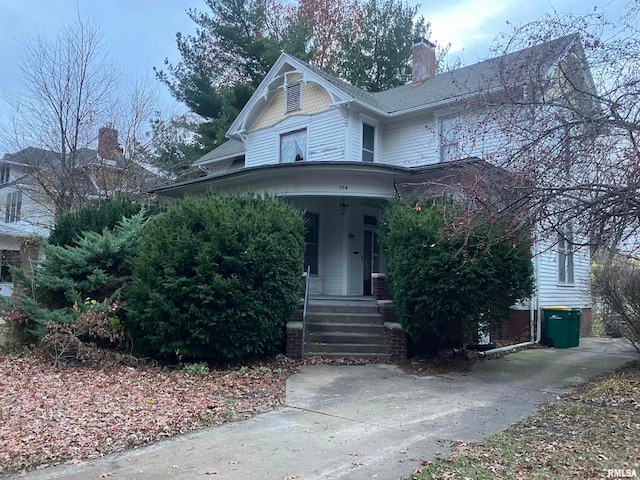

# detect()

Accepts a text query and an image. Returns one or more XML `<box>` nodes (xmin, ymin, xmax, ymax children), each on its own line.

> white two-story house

<box><xmin>155</xmin><ymin>35</ymin><xmax>593</xmax><ymax>344</ymax></box>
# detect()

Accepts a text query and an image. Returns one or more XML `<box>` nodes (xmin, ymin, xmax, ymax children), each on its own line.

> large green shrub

<box><xmin>49</xmin><ymin>197</ymin><xmax>162</xmax><ymax>247</ymax></box>
<box><xmin>8</xmin><ymin>213</ymin><xmax>149</xmax><ymax>341</ymax></box>
<box><xmin>124</xmin><ymin>195</ymin><xmax>305</xmax><ymax>361</ymax></box>
<box><xmin>382</xmin><ymin>198</ymin><xmax>534</xmax><ymax>354</ymax></box>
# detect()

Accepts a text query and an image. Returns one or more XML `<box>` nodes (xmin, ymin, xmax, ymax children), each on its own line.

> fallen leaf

<box><xmin>350</xmin><ymin>452</ymin><xmax>365</xmax><ymax>457</ymax></box>
<box><xmin>352</xmin><ymin>462</ymin><xmax>364</xmax><ymax>466</ymax></box>
<box><xmin>205</xmin><ymin>471</ymin><xmax>218</xmax><ymax>475</ymax></box>
<box><xmin>283</xmin><ymin>475</ymin><xmax>299</xmax><ymax>480</ymax></box>
<box><xmin>99</xmin><ymin>473</ymin><xmax>116</xmax><ymax>478</ymax></box>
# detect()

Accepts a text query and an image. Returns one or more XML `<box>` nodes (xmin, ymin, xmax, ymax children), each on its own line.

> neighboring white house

<box><xmin>154</xmin><ymin>35</ymin><xmax>593</xmax><ymax>338</ymax></box>
<box><xmin>0</xmin><ymin>125</ymin><xmax>161</xmax><ymax>296</ymax></box>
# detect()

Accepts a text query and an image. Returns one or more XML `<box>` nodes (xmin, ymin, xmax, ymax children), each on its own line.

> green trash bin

<box><xmin>542</xmin><ymin>307</ymin><xmax>581</xmax><ymax>348</ymax></box>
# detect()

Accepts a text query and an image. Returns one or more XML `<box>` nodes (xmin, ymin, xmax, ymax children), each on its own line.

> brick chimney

<box><xmin>412</xmin><ymin>37</ymin><xmax>437</xmax><ymax>84</ymax></box>
<box><xmin>98</xmin><ymin>123</ymin><xmax>123</xmax><ymax>159</ymax></box>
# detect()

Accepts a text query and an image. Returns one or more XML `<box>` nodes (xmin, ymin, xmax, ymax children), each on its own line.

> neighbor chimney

<box><xmin>412</xmin><ymin>37</ymin><xmax>437</xmax><ymax>84</ymax></box>
<box><xmin>98</xmin><ymin>123</ymin><xmax>122</xmax><ymax>159</ymax></box>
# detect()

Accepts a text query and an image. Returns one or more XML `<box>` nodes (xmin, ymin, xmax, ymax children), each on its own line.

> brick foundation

<box><xmin>286</xmin><ymin>322</ymin><xmax>303</xmax><ymax>359</ymax></box>
<box><xmin>491</xmin><ymin>309</ymin><xmax>533</xmax><ymax>343</ymax></box>
<box><xmin>377</xmin><ymin>299</ymin><xmax>396</xmax><ymax>323</ymax></box>
<box><xmin>385</xmin><ymin>322</ymin><xmax>407</xmax><ymax>361</ymax></box>
<box><xmin>372</xmin><ymin>273</ymin><xmax>391</xmax><ymax>301</ymax></box>
<box><xmin>580</xmin><ymin>308</ymin><xmax>593</xmax><ymax>337</ymax></box>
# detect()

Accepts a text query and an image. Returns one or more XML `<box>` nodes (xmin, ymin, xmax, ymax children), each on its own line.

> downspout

<box><xmin>534</xmin><ymin>247</ymin><xmax>542</xmax><ymax>343</ymax></box>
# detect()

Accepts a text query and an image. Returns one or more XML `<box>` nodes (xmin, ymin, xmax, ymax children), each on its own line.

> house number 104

<box><xmin>338</xmin><ymin>185</ymin><xmax>348</xmax><ymax>190</ymax></box>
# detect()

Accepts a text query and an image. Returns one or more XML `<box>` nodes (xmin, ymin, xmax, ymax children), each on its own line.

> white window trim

<box><xmin>439</xmin><ymin>114</ymin><xmax>460</xmax><ymax>163</ymax></box>
<box><xmin>557</xmin><ymin>228</ymin><xmax>575</xmax><ymax>286</ymax></box>
<box><xmin>359</xmin><ymin>114</ymin><xmax>379</xmax><ymax>163</ymax></box>
<box><xmin>279</xmin><ymin>128</ymin><xmax>308</xmax><ymax>163</ymax></box>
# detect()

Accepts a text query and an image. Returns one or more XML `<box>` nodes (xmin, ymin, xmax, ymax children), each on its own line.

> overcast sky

<box><xmin>0</xmin><ymin>0</ymin><xmax>628</xmax><ymax>152</ymax></box>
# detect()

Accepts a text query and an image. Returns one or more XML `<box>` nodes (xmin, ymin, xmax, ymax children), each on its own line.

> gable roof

<box><xmin>194</xmin><ymin>34</ymin><xmax>581</xmax><ymax>167</ymax></box>
<box><xmin>372</xmin><ymin>34</ymin><xmax>579</xmax><ymax>114</ymax></box>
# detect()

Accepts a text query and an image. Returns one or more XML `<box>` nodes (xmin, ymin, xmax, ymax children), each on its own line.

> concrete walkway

<box><xmin>11</xmin><ymin>338</ymin><xmax>637</xmax><ymax>480</ymax></box>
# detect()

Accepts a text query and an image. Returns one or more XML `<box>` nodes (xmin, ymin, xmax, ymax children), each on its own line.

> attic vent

<box><xmin>286</xmin><ymin>81</ymin><xmax>302</xmax><ymax>113</ymax></box>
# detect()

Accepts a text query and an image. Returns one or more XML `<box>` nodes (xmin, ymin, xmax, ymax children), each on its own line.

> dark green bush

<box><xmin>382</xmin><ymin>198</ymin><xmax>534</xmax><ymax>354</ymax></box>
<box><xmin>49</xmin><ymin>197</ymin><xmax>162</xmax><ymax>247</ymax></box>
<box><xmin>124</xmin><ymin>195</ymin><xmax>305</xmax><ymax>362</ymax></box>
<box><xmin>8</xmin><ymin>213</ymin><xmax>149</xmax><ymax>341</ymax></box>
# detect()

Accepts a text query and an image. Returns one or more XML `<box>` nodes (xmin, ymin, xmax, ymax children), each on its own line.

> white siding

<box><xmin>320</xmin><ymin>204</ymin><xmax>346</xmax><ymax>295</ymax></box>
<box><xmin>535</xmin><ymin>240</ymin><xmax>591</xmax><ymax>308</ymax></box>
<box><xmin>379</xmin><ymin>115</ymin><xmax>439</xmax><ymax>167</ymax></box>
<box><xmin>245</xmin><ymin>109</ymin><xmax>346</xmax><ymax>167</ymax></box>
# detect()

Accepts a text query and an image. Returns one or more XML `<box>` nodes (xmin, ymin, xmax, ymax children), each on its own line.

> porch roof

<box><xmin>152</xmin><ymin>158</ymin><xmax>492</xmax><ymax>199</ymax></box>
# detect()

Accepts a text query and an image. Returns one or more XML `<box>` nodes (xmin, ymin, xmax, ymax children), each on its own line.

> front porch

<box><xmin>289</xmin><ymin>196</ymin><xmax>386</xmax><ymax>297</ymax></box>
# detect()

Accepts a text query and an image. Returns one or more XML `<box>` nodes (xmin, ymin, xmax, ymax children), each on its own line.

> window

<box><xmin>558</xmin><ymin>227</ymin><xmax>574</xmax><ymax>284</ymax></box>
<box><xmin>362</xmin><ymin>124</ymin><xmax>375</xmax><ymax>162</ymax></box>
<box><xmin>0</xmin><ymin>165</ymin><xmax>9</xmax><ymax>184</ymax></box>
<box><xmin>5</xmin><ymin>191</ymin><xmax>22</xmax><ymax>223</ymax></box>
<box><xmin>286</xmin><ymin>81</ymin><xmax>302</xmax><ymax>113</ymax></box>
<box><xmin>280</xmin><ymin>129</ymin><xmax>307</xmax><ymax>163</ymax></box>
<box><xmin>304</xmin><ymin>213</ymin><xmax>319</xmax><ymax>274</ymax></box>
<box><xmin>440</xmin><ymin>115</ymin><xmax>460</xmax><ymax>162</ymax></box>
<box><xmin>0</xmin><ymin>250</ymin><xmax>19</xmax><ymax>283</ymax></box>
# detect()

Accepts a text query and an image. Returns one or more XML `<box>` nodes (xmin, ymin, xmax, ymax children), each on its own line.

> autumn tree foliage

<box><xmin>156</xmin><ymin>0</ymin><xmax>440</xmax><ymax>148</ymax></box>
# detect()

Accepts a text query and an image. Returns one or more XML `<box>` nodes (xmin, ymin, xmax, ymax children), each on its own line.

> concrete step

<box><xmin>306</xmin><ymin>304</ymin><xmax>379</xmax><ymax>314</ymax></box>
<box><xmin>304</xmin><ymin>352</ymin><xmax>392</xmax><ymax>361</ymax></box>
<box><xmin>305</xmin><ymin>342</ymin><xmax>390</xmax><ymax>355</ymax></box>
<box><xmin>307</xmin><ymin>331</ymin><xmax>388</xmax><ymax>345</ymax></box>
<box><xmin>306</xmin><ymin>322</ymin><xmax>385</xmax><ymax>335</ymax></box>
<box><xmin>305</xmin><ymin>312</ymin><xmax>383</xmax><ymax>324</ymax></box>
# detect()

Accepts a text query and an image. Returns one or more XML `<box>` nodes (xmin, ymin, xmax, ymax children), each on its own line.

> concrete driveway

<box><xmin>10</xmin><ymin>338</ymin><xmax>637</xmax><ymax>480</ymax></box>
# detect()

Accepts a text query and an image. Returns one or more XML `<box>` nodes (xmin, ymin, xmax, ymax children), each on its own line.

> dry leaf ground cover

<box><xmin>0</xmin><ymin>354</ymin><xmax>297</xmax><ymax>475</ymax></box>
<box><xmin>409</xmin><ymin>359</ymin><xmax>640</xmax><ymax>480</ymax></box>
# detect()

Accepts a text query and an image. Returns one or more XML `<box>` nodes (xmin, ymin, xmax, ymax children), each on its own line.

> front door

<box><xmin>363</xmin><ymin>228</ymin><xmax>380</xmax><ymax>296</ymax></box>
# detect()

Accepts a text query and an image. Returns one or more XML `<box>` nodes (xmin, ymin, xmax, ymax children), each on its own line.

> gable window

<box><xmin>558</xmin><ymin>227</ymin><xmax>574</xmax><ymax>284</ymax></box>
<box><xmin>280</xmin><ymin>129</ymin><xmax>307</xmax><ymax>163</ymax></box>
<box><xmin>362</xmin><ymin>124</ymin><xmax>375</xmax><ymax>162</ymax></box>
<box><xmin>5</xmin><ymin>191</ymin><xmax>22</xmax><ymax>223</ymax></box>
<box><xmin>0</xmin><ymin>165</ymin><xmax>9</xmax><ymax>184</ymax></box>
<box><xmin>304</xmin><ymin>213</ymin><xmax>319</xmax><ymax>274</ymax></box>
<box><xmin>286</xmin><ymin>81</ymin><xmax>302</xmax><ymax>114</ymax></box>
<box><xmin>440</xmin><ymin>115</ymin><xmax>460</xmax><ymax>162</ymax></box>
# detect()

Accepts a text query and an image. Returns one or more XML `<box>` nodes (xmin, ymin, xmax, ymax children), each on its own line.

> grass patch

<box><xmin>409</xmin><ymin>360</ymin><xmax>640</xmax><ymax>480</ymax></box>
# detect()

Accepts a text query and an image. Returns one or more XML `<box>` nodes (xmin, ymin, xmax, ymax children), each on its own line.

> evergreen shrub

<box><xmin>124</xmin><ymin>195</ymin><xmax>305</xmax><ymax>361</ymax></box>
<box><xmin>49</xmin><ymin>197</ymin><xmax>162</xmax><ymax>247</ymax></box>
<box><xmin>9</xmin><ymin>213</ymin><xmax>148</xmax><ymax>341</ymax></box>
<box><xmin>382</xmin><ymin>198</ymin><xmax>534</xmax><ymax>354</ymax></box>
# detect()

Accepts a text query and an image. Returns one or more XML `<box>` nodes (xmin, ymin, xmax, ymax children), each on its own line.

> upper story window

<box><xmin>285</xmin><ymin>73</ymin><xmax>302</xmax><ymax>114</ymax></box>
<box><xmin>440</xmin><ymin>115</ymin><xmax>461</xmax><ymax>162</ymax></box>
<box><xmin>558</xmin><ymin>227</ymin><xmax>574</xmax><ymax>285</ymax></box>
<box><xmin>5</xmin><ymin>191</ymin><xmax>22</xmax><ymax>223</ymax></box>
<box><xmin>0</xmin><ymin>165</ymin><xmax>9</xmax><ymax>184</ymax></box>
<box><xmin>280</xmin><ymin>129</ymin><xmax>307</xmax><ymax>163</ymax></box>
<box><xmin>362</xmin><ymin>124</ymin><xmax>375</xmax><ymax>162</ymax></box>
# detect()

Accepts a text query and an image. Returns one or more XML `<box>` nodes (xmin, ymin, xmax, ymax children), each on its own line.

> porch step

<box><xmin>305</xmin><ymin>342</ymin><xmax>390</xmax><ymax>355</ymax></box>
<box><xmin>305</xmin><ymin>312</ymin><xmax>382</xmax><ymax>324</ymax></box>
<box><xmin>302</xmin><ymin>296</ymin><xmax>389</xmax><ymax>359</ymax></box>
<box><xmin>307</xmin><ymin>331</ymin><xmax>387</xmax><ymax>345</ymax></box>
<box><xmin>306</xmin><ymin>322</ymin><xmax>385</xmax><ymax>335</ymax></box>
<box><xmin>306</xmin><ymin>303</ymin><xmax>378</xmax><ymax>314</ymax></box>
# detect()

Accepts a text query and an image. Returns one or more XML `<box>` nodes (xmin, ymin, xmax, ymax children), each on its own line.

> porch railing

<box><xmin>301</xmin><ymin>265</ymin><xmax>311</xmax><ymax>360</ymax></box>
